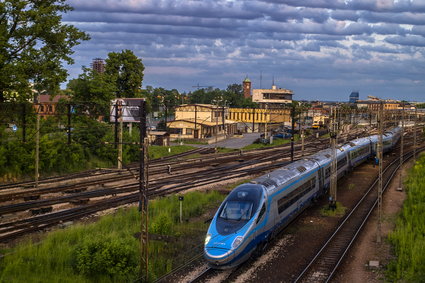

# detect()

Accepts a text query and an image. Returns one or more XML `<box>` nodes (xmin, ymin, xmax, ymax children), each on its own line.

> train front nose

<box><xmin>204</xmin><ymin>246</ymin><xmax>233</xmax><ymax>266</ymax></box>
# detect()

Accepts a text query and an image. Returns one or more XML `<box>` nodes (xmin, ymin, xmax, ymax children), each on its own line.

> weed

<box><xmin>320</xmin><ymin>202</ymin><xmax>347</xmax><ymax>217</ymax></box>
<box><xmin>0</xmin><ymin>191</ymin><xmax>225</xmax><ymax>282</ymax></box>
<box><xmin>387</xmin><ymin>154</ymin><xmax>425</xmax><ymax>281</ymax></box>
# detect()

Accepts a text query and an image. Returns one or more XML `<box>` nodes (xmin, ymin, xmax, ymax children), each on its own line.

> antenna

<box><xmin>272</xmin><ymin>75</ymin><xmax>275</xmax><ymax>87</ymax></box>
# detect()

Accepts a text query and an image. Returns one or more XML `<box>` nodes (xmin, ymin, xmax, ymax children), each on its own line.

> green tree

<box><xmin>105</xmin><ymin>50</ymin><xmax>144</xmax><ymax>98</ymax></box>
<box><xmin>0</xmin><ymin>0</ymin><xmax>89</xmax><ymax>102</ymax></box>
<box><xmin>67</xmin><ymin>67</ymin><xmax>116</xmax><ymax>117</ymax></box>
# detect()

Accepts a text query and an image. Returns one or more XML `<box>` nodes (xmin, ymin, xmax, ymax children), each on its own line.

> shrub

<box><xmin>75</xmin><ymin>238</ymin><xmax>138</xmax><ymax>280</ymax></box>
<box><xmin>151</xmin><ymin>213</ymin><xmax>174</xmax><ymax>235</ymax></box>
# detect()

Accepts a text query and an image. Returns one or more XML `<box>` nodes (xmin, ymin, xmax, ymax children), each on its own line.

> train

<box><xmin>204</xmin><ymin>127</ymin><xmax>401</xmax><ymax>269</ymax></box>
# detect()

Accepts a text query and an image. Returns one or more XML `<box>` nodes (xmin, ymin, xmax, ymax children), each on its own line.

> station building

<box><xmin>228</xmin><ymin>108</ymin><xmax>291</xmax><ymax>132</ymax></box>
<box><xmin>166</xmin><ymin>104</ymin><xmax>237</xmax><ymax>142</ymax></box>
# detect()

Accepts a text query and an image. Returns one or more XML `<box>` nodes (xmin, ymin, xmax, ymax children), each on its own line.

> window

<box><xmin>350</xmin><ymin>146</ymin><xmax>369</xmax><ymax>160</ymax></box>
<box><xmin>219</xmin><ymin>201</ymin><xmax>253</xmax><ymax>221</ymax></box>
<box><xmin>325</xmin><ymin>167</ymin><xmax>331</xmax><ymax>179</ymax></box>
<box><xmin>186</xmin><ymin>128</ymin><xmax>193</xmax><ymax>135</ymax></box>
<box><xmin>256</xmin><ymin>203</ymin><xmax>266</xmax><ymax>224</ymax></box>
<box><xmin>277</xmin><ymin>177</ymin><xmax>316</xmax><ymax>214</ymax></box>
<box><xmin>337</xmin><ymin>156</ymin><xmax>347</xmax><ymax>170</ymax></box>
<box><xmin>169</xmin><ymin>128</ymin><xmax>182</xmax><ymax>134</ymax></box>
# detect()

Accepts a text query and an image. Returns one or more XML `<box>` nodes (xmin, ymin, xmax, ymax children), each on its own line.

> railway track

<box><xmin>154</xmin><ymin>137</ymin><xmax>423</xmax><ymax>283</ymax></box>
<box><xmin>0</xmin><ymin>129</ymin><xmax>389</xmax><ymax>242</ymax></box>
<box><xmin>293</xmin><ymin>146</ymin><xmax>423</xmax><ymax>283</ymax></box>
<box><xmin>0</xmin><ymin>129</ymin><xmax>370</xmax><ymax>202</ymax></box>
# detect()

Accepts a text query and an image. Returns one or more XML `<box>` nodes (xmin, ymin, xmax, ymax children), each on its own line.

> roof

<box><xmin>148</xmin><ymin>131</ymin><xmax>169</xmax><ymax>136</ymax></box>
<box><xmin>38</xmin><ymin>95</ymin><xmax>69</xmax><ymax>103</ymax></box>
<box><xmin>243</xmin><ymin>77</ymin><xmax>251</xmax><ymax>83</ymax></box>
<box><xmin>167</xmin><ymin>118</ymin><xmax>237</xmax><ymax>127</ymax></box>
<box><xmin>177</xmin><ymin>104</ymin><xmax>222</xmax><ymax>110</ymax></box>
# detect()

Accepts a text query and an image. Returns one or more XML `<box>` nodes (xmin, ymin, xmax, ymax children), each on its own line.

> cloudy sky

<box><xmin>63</xmin><ymin>0</ymin><xmax>425</xmax><ymax>102</ymax></box>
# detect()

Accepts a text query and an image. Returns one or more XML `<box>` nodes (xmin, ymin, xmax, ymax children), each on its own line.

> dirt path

<box><xmin>333</xmin><ymin>160</ymin><xmax>411</xmax><ymax>283</ymax></box>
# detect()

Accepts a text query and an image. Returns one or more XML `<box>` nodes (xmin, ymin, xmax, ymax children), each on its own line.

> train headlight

<box><xmin>205</xmin><ymin>234</ymin><xmax>211</xmax><ymax>245</ymax></box>
<box><xmin>232</xmin><ymin>236</ymin><xmax>244</xmax><ymax>249</ymax></box>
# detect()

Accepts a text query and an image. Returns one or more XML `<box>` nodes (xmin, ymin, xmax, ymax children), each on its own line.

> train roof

<box><xmin>251</xmin><ymin>158</ymin><xmax>319</xmax><ymax>193</ymax></box>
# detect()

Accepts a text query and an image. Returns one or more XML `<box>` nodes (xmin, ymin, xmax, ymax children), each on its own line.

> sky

<box><xmin>63</xmin><ymin>0</ymin><xmax>425</xmax><ymax>102</ymax></box>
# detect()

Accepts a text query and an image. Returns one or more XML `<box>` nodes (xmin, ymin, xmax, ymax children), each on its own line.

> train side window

<box><xmin>256</xmin><ymin>203</ymin><xmax>266</xmax><ymax>224</ymax></box>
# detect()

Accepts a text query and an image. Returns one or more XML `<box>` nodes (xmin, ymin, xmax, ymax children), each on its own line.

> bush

<box><xmin>75</xmin><ymin>238</ymin><xmax>138</xmax><ymax>280</ymax></box>
<box><xmin>387</xmin><ymin>154</ymin><xmax>425</xmax><ymax>281</ymax></box>
<box><xmin>151</xmin><ymin>213</ymin><xmax>173</xmax><ymax>235</ymax></box>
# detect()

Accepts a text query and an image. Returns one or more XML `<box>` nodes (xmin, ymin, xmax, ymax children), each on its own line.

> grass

<box><xmin>242</xmin><ymin>134</ymin><xmax>301</xmax><ymax>150</ymax></box>
<box><xmin>320</xmin><ymin>202</ymin><xmax>347</xmax><ymax>217</ymax></box>
<box><xmin>0</xmin><ymin>191</ymin><xmax>226</xmax><ymax>283</ymax></box>
<box><xmin>386</xmin><ymin>154</ymin><xmax>425</xmax><ymax>282</ymax></box>
<box><xmin>148</xmin><ymin>145</ymin><xmax>196</xmax><ymax>160</ymax></box>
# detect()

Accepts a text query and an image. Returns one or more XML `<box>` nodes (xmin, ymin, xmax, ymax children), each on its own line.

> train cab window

<box><xmin>215</xmin><ymin>185</ymin><xmax>263</xmax><ymax>235</ymax></box>
<box><xmin>256</xmin><ymin>203</ymin><xmax>266</xmax><ymax>224</ymax></box>
<box><xmin>219</xmin><ymin>201</ymin><xmax>253</xmax><ymax>221</ymax></box>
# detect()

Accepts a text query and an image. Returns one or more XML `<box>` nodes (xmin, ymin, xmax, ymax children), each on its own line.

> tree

<box><xmin>0</xmin><ymin>0</ymin><xmax>90</xmax><ymax>102</ymax></box>
<box><xmin>105</xmin><ymin>50</ymin><xmax>144</xmax><ymax>98</ymax></box>
<box><xmin>67</xmin><ymin>67</ymin><xmax>116</xmax><ymax>118</ymax></box>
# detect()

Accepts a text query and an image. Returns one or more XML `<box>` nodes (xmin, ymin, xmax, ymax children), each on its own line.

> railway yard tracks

<box><xmin>156</xmin><ymin>135</ymin><xmax>423</xmax><ymax>283</ymax></box>
<box><xmin>0</xmin><ymin>130</ymin><xmax>372</xmax><ymax>243</ymax></box>
<box><xmin>293</xmin><ymin>146</ymin><xmax>424</xmax><ymax>283</ymax></box>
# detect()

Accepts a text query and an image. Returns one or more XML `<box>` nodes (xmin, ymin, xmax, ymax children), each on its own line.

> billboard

<box><xmin>110</xmin><ymin>98</ymin><xmax>145</xmax><ymax>123</ymax></box>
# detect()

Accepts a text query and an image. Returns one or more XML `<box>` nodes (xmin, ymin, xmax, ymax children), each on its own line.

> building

<box><xmin>349</xmin><ymin>91</ymin><xmax>359</xmax><ymax>103</ymax></box>
<box><xmin>91</xmin><ymin>58</ymin><xmax>105</xmax><ymax>73</ymax></box>
<box><xmin>167</xmin><ymin>104</ymin><xmax>237</xmax><ymax>142</ymax></box>
<box><xmin>228</xmin><ymin>108</ymin><xmax>290</xmax><ymax>132</ymax></box>
<box><xmin>34</xmin><ymin>94</ymin><xmax>69</xmax><ymax>118</ymax></box>
<box><xmin>252</xmin><ymin>84</ymin><xmax>293</xmax><ymax>109</ymax></box>
<box><xmin>243</xmin><ymin>77</ymin><xmax>251</xmax><ymax>98</ymax></box>
<box><xmin>356</xmin><ymin>98</ymin><xmax>399</xmax><ymax>111</ymax></box>
<box><xmin>306</xmin><ymin>107</ymin><xmax>329</xmax><ymax>128</ymax></box>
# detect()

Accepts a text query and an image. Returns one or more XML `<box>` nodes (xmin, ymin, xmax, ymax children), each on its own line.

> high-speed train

<box><xmin>204</xmin><ymin>127</ymin><xmax>401</xmax><ymax>269</ymax></box>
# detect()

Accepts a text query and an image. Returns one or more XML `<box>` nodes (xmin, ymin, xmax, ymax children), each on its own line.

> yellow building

<box><xmin>167</xmin><ymin>104</ymin><xmax>237</xmax><ymax>140</ymax></box>
<box><xmin>228</xmin><ymin>108</ymin><xmax>291</xmax><ymax>132</ymax></box>
<box><xmin>229</xmin><ymin>108</ymin><xmax>290</xmax><ymax>123</ymax></box>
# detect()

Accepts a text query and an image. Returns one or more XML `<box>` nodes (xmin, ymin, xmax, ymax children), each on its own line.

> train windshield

<box><xmin>219</xmin><ymin>201</ymin><xmax>253</xmax><ymax>221</ymax></box>
<box><xmin>215</xmin><ymin>185</ymin><xmax>263</xmax><ymax>235</ymax></box>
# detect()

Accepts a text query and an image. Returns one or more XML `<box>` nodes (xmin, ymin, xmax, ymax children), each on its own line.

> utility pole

<box><xmin>377</xmin><ymin>102</ymin><xmax>384</xmax><ymax>243</ymax></box>
<box><xmin>22</xmin><ymin>103</ymin><xmax>26</xmax><ymax>143</ymax></box>
<box><xmin>35</xmin><ymin>108</ymin><xmax>40</xmax><ymax>188</ymax></box>
<box><xmin>194</xmin><ymin>105</ymin><xmax>197</xmax><ymax>137</ymax></box>
<box><xmin>398</xmin><ymin>103</ymin><xmax>404</xmax><ymax>190</ymax></box>
<box><xmin>413</xmin><ymin>107</ymin><xmax>417</xmax><ymax>161</ymax></box>
<box><xmin>290</xmin><ymin>105</ymin><xmax>295</xmax><ymax>162</ymax></box>
<box><xmin>222</xmin><ymin>104</ymin><xmax>225</xmax><ymax>137</ymax></box>
<box><xmin>265</xmin><ymin>104</ymin><xmax>268</xmax><ymax>139</ymax></box>
<box><xmin>114</xmin><ymin>102</ymin><xmax>119</xmax><ymax>149</ymax></box>
<box><xmin>139</xmin><ymin>100</ymin><xmax>149</xmax><ymax>281</ymax></box>
<box><xmin>215</xmin><ymin>106</ymin><xmax>218</xmax><ymax>152</ymax></box>
<box><xmin>330</xmin><ymin>106</ymin><xmax>338</xmax><ymax>208</ymax></box>
<box><xmin>118</xmin><ymin>114</ymin><xmax>123</xmax><ymax>169</ymax></box>
<box><xmin>252</xmin><ymin>108</ymin><xmax>255</xmax><ymax>133</ymax></box>
<box><xmin>67</xmin><ymin>104</ymin><xmax>72</xmax><ymax>145</ymax></box>
<box><xmin>301</xmin><ymin>109</ymin><xmax>305</xmax><ymax>157</ymax></box>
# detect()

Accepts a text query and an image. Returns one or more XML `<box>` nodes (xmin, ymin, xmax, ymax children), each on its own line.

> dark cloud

<box><xmin>63</xmin><ymin>0</ymin><xmax>425</xmax><ymax>101</ymax></box>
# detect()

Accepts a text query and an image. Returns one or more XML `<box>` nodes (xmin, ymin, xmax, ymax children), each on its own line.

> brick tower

<box><xmin>243</xmin><ymin>77</ymin><xmax>251</xmax><ymax>98</ymax></box>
